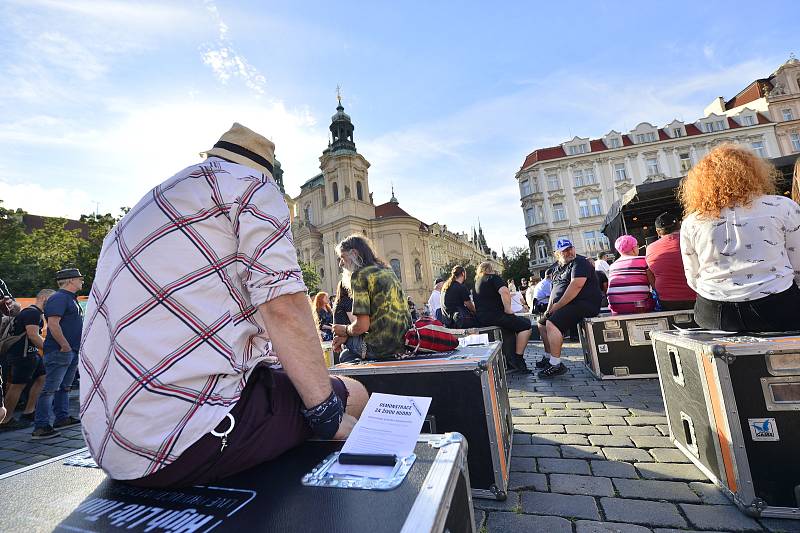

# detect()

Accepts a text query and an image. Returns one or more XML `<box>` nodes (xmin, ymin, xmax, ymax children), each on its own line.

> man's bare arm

<box><xmin>258</xmin><ymin>292</ymin><xmax>332</xmax><ymax>408</ymax></box>
<box><xmin>25</xmin><ymin>324</ymin><xmax>44</xmax><ymax>351</ymax></box>
<box><xmin>551</xmin><ymin>278</ymin><xmax>587</xmax><ymax>311</ymax></box>
<box><xmin>499</xmin><ymin>286</ymin><xmax>512</xmax><ymax>314</ymax></box>
<box><xmin>46</xmin><ymin>316</ymin><xmax>71</xmax><ymax>352</ymax></box>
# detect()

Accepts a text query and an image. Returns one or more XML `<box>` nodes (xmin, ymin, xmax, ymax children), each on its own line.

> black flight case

<box><xmin>651</xmin><ymin>330</ymin><xmax>800</xmax><ymax>520</ymax></box>
<box><xmin>330</xmin><ymin>342</ymin><xmax>513</xmax><ymax>500</ymax></box>
<box><xmin>580</xmin><ymin>310</ymin><xmax>695</xmax><ymax>379</ymax></box>
<box><xmin>0</xmin><ymin>434</ymin><xmax>475</xmax><ymax>533</ymax></box>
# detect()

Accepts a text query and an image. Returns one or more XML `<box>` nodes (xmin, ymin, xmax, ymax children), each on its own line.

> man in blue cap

<box><xmin>536</xmin><ymin>239</ymin><xmax>601</xmax><ymax>378</ymax></box>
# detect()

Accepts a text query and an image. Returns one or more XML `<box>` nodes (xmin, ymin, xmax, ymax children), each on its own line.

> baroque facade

<box><xmin>290</xmin><ymin>101</ymin><xmax>501</xmax><ymax>304</ymax></box>
<box><xmin>516</xmin><ymin>84</ymin><xmax>782</xmax><ymax>273</ymax></box>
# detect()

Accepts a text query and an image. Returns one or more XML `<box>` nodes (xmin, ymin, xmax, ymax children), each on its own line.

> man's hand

<box><xmin>332</xmin><ymin>335</ymin><xmax>347</xmax><ymax>352</ymax></box>
<box><xmin>333</xmin><ymin>413</ymin><xmax>357</xmax><ymax>440</ymax></box>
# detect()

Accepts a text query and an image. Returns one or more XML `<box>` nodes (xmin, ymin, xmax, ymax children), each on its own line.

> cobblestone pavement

<box><xmin>474</xmin><ymin>341</ymin><xmax>800</xmax><ymax>533</ymax></box>
<box><xmin>0</xmin><ymin>345</ymin><xmax>798</xmax><ymax>532</ymax></box>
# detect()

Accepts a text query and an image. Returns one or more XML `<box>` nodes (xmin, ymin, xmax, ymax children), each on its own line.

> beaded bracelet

<box><xmin>301</xmin><ymin>390</ymin><xmax>344</xmax><ymax>439</ymax></box>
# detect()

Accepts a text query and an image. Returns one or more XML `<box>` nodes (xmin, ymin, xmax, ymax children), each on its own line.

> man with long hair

<box><xmin>332</xmin><ymin>234</ymin><xmax>412</xmax><ymax>361</ymax></box>
<box><xmin>679</xmin><ymin>144</ymin><xmax>800</xmax><ymax>331</ymax></box>
<box><xmin>473</xmin><ymin>262</ymin><xmax>532</xmax><ymax>373</ymax></box>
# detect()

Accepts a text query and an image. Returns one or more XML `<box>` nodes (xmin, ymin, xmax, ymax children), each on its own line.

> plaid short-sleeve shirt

<box><xmin>79</xmin><ymin>158</ymin><xmax>306</xmax><ymax>480</ymax></box>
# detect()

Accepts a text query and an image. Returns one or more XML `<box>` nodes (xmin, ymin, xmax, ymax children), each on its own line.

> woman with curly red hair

<box><xmin>679</xmin><ymin>144</ymin><xmax>800</xmax><ymax>331</ymax></box>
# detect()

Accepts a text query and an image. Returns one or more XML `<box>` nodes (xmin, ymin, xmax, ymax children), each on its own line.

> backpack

<box><xmin>0</xmin><ymin>314</ymin><xmax>25</xmax><ymax>356</ymax></box>
<box><xmin>403</xmin><ymin>316</ymin><xmax>460</xmax><ymax>354</ymax></box>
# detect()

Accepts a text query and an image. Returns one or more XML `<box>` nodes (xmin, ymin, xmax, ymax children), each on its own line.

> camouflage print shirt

<box><xmin>351</xmin><ymin>265</ymin><xmax>412</xmax><ymax>357</ymax></box>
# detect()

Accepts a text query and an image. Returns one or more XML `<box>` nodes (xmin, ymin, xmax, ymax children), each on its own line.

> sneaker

<box><xmin>538</xmin><ymin>362</ymin><xmax>568</xmax><ymax>379</ymax></box>
<box><xmin>53</xmin><ymin>416</ymin><xmax>81</xmax><ymax>429</ymax></box>
<box><xmin>32</xmin><ymin>426</ymin><xmax>61</xmax><ymax>440</ymax></box>
<box><xmin>535</xmin><ymin>356</ymin><xmax>551</xmax><ymax>369</ymax></box>
<box><xmin>509</xmin><ymin>356</ymin><xmax>531</xmax><ymax>374</ymax></box>
<box><xmin>0</xmin><ymin>418</ymin><xmax>30</xmax><ymax>432</ymax></box>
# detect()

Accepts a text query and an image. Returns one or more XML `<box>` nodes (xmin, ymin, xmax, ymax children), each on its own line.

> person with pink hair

<box><xmin>606</xmin><ymin>235</ymin><xmax>655</xmax><ymax>314</ymax></box>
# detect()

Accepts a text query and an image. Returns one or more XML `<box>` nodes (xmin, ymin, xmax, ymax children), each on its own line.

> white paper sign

<box><xmin>329</xmin><ymin>392</ymin><xmax>432</xmax><ymax>478</ymax></box>
<box><xmin>458</xmin><ymin>333</ymin><xmax>489</xmax><ymax>347</ymax></box>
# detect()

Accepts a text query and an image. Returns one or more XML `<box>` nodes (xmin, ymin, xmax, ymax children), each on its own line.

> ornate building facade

<box><xmin>290</xmin><ymin>101</ymin><xmax>501</xmax><ymax>304</ymax></box>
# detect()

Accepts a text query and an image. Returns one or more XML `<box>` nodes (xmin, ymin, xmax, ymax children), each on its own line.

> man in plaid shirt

<box><xmin>80</xmin><ymin>124</ymin><xmax>368</xmax><ymax>486</ymax></box>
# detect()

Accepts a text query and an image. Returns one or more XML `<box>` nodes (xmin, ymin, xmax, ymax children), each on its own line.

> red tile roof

<box><xmin>589</xmin><ymin>139</ymin><xmax>608</xmax><ymax>152</ymax></box>
<box><xmin>727</xmin><ymin>117</ymin><xmax>740</xmax><ymax>129</ymax></box>
<box><xmin>658</xmin><ymin>129</ymin><xmax>670</xmax><ymax>141</ymax></box>
<box><xmin>521</xmin><ymin>146</ymin><xmax>567</xmax><ymax>168</ymax></box>
<box><xmin>725</xmin><ymin>79</ymin><xmax>771</xmax><ymax>110</ymax></box>
<box><xmin>757</xmin><ymin>112</ymin><xmax>771</xmax><ymax>125</ymax></box>
<box><xmin>685</xmin><ymin>124</ymin><xmax>703</xmax><ymax>136</ymax></box>
<box><xmin>375</xmin><ymin>202</ymin><xmax>414</xmax><ymax>219</ymax></box>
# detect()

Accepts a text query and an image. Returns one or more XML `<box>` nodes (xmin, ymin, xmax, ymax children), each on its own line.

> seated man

<box><xmin>536</xmin><ymin>239</ymin><xmax>602</xmax><ymax>378</ymax></box>
<box><xmin>646</xmin><ymin>212</ymin><xmax>696</xmax><ymax>311</ymax></box>
<box><xmin>473</xmin><ymin>262</ymin><xmax>531</xmax><ymax>373</ymax></box>
<box><xmin>80</xmin><ymin>124</ymin><xmax>368</xmax><ymax>487</ymax></box>
<box><xmin>530</xmin><ymin>267</ymin><xmax>554</xmax><ymax>314</ymax></box>
<box><xmin>332</xmin><ymin>235</ymin><xmax>412</xmax><ymax>361</ymax></box>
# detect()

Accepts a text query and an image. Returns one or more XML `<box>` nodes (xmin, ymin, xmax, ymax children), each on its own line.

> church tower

<box><xmin>320</xmin><ymin>91</ymin><xmax>375</xmax><ymax>225</ymax></box>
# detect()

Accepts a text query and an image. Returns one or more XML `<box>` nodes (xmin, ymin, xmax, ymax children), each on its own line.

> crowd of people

<box><xmin>0</xmin><ymin>125</ymin><xmax>797</xmax><ymax>493</ymax></box>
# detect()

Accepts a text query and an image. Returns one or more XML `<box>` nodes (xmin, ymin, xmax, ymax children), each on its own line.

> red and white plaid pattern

<box><xmin>79</xmin><ymin>158</ymin><xmax>306</xmax><ymax>480</ymax></box>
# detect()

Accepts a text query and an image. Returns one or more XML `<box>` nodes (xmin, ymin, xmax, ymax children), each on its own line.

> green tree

<box><xmin>0</xmin><ymin>200</ymin><xmax>29</xmax><ymax>296</ymax></box>
<box><xmin>76</xmin><ymin>211</ymin><xmax>124</xmax><ymax>289</ymax></box>
<box><xmin>299</xmin><ymin>260</ymin><xmax>321</xmax><ymax>295</ymax></box>
<box><xmin>501</xmin><ymin>246</ymin><xmax>531</xmax><ymax>286</ymax></box>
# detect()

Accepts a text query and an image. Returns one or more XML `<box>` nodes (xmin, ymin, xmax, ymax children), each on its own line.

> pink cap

<box><xmin>615</xmin><ymin>235</ymin><xmax>639</xmax><ymax>255</ymax></box>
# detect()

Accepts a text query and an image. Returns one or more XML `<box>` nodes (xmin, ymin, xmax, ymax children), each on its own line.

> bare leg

<box><xmin>515</xmin><ymin>328</ymin><xmax>531</xmax><ymax>354</ymax></box>
<box><xmin>23</xmin><ymin>375</ymin><xmax>45</xmax><ymax>415</ymax></box>
<box><xmin>538</xmin><ymin>323</ymin><xmax>551</xmax><ymax>354</ymax></box>
<box><xmin>339</xmin><ymin>376</ymin><xmax>368</xmax><ymax>418</ymax></box>
<box><xmin>1</xmin><ymin>384</ymin><xmax>25</xmax><ymax>423</ymax></box>
<box><xmin>545</xmin><ymin>320</ymin><xmax>564</xmax><ymax>359</ymax></box>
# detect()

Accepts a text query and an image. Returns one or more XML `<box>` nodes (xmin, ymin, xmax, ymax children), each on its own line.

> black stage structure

<box><xmin>601</xmin><ymin>154</ymin><xmax>799</xmax><ymax>247</ymax></box>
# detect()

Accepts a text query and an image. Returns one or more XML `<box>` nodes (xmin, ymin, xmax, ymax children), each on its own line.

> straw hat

<box><xmin>202</xmin><ymin>123</ymin><xmax>275</xmax><ymax>176</ymax></box>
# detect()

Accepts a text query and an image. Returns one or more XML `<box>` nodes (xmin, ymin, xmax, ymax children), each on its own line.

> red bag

<box><xmin>404</xmin><ymin>316</ymin><xmax>459</xmax><ymax>354</ymax></box>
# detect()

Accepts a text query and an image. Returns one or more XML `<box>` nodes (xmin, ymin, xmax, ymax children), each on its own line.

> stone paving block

<box><xmin>625</xmin><ymin>416</ymin><xmax>669</xmax><ymax>426</ymax></box>
<box><xmin>637</xmin><ymin>462</ymin><xmax>707</xmax><ymax>481</ymax></box>
<box><xmin>540</xmin><ymin>416</ymin><xmax>591</xmax><ymax>425</ymax></box>
<box><xmin>474</xmin><ymin>492</ymin><xmax>520</xmax><ymax>513</ymax></box>
<box><xmin>550</xmin><ymin>473</ymin><xmax>614</xmax><ymax>497</ymax></box>
<box><xmin>513</xmin><ymin>433</ymin><xmax>532</xmax><ymax>445</ymax></box>
<box><xmin>545</xmin><ymin>409</ymin><xmax>591</xmax><ymax>417</ymax></box>
<box><xmin>543</xmin><ymin>396</ymin><xmax>583</xmax><ymax>404</ymax></box>
<box><xmin>575</xmin><ymin>520</ymin><xmax>652</xmax><ymax>533</ymax></box>
<box><xmin>510</xmin><ymin>399</ymin><xmax>534</xmax><ymax>408</ymax></box>
<box><xmin>613</xmin><ymin>478</ymin><xmax>701</xmax><ymax>502</ymax></box>
<box><xmin>513</xmin><ymin>416</ymin><xmax>540</xmax><ymax>425</ymax></box>
<box><xmin>508</xmin><ymin>472</ymin><xmax>548</xmax><ymax>491</ymax></box>
<box><xmin>486</xmin><ymin>512</ymin><xmax>572</xmax><ymax>533</ymax></box>
<box><xmin>590</xmin><ymin>460</ymin><xmax>639</xmax><ymax>479</ymax></box>
<box><xmin>520</xmin><ymin>491</ymin><xmax>601</xmax><ymax>520</ymax></box>
<box><xmin>652</xmin><ymin>530</ymin><xmax>721</xmax><ymax>533</ymax></box>
<box><xmin>629</xmin><ymin>407</ymin><xmax>666</xmax><ymax>417</ymax></box>
<box><xmin>630</xmin><ymin>435</ymin><xmax>674</xmax><ymax>448</ymax></box>
<box><xmin>759</xmin><ymin>517</ymin><xmax>800</xmax><ymax>532</ymax></box>
<box><xmin>649</xmin><ymin>448</ymin><xmax>691</xmax><ymax>463</ymax></box>
<box><xmin>569</xmin><ymin>401</ymin><xmax>607</xmax><ymax>409</ymax></box>
<box><xmin>603</xmin><ymin>447</ymin><xmax>655</xmax><ymax>463</ymax></box>
<box><xmin>679</xmin><ymin>503</ymin><xmax>762</xmax><ymax>531</ymax></box>
<box><xmin>513</xmin><ymin>408</ymin><xmax>546</xmax><ymax>416</ymax></box>
<box><xmin>688</xmin><ymin>482</ymin><xmax>732</xmax><ymax>505</ymax></box>
<box><xmin>514</xmin><ymin>444</ymin><xmax>560</xmax><ymax>458</ymax></box>
<box><xmin>561</xmin><ymin>445</ymin><xmax>604</xmax><ymax>459</ymax></box>
<box><xmin>565</xmin><ymin>425</ymin><xmax>611</xmax><ymax>435</ymax></box>
<box><xmin>530</xmin><ymin>433</ymin><xmax>590</xmax><ymax>446</ymax></box>
<box><xmin>537</xmin><ymin>457</ymin><xmax>591</xmax><ymax>475</ymax></box>
<box><xmin>601</xmin><ymin>497</ymin><xmax>687</xmax><ymax>528</ymax></box>
<box><xmin>588</xmin><ymin>435</ymin><xmax>635</xmax><ymax>448</ymax></box>
<box><xmin>515</xmin><ymin>424</ymin><xmax>565</xmax><ymax>434</ymax></box>
<box><xmin>589</xmin><ymin>416</ymin><xmax>628</xmax><ymax>426</ymax></box>
<box><xmin>474</xmin><ymin>510</ymin><xmax>486</xmax><ymax>531</ymax></box>
<box><xmin>610</xmin><ymin>425</ymin><xmax>661</xmax><ymax>436</ymax></box>
<box><xmin>588</xmin><ymin>409</ymin><xmax>631</xmax><ymax>417</ymax></box>
<box><xmin>656</xmin><ymin>425</ymin><xmax>671</xmax><ymax>436</ymax></box>
<box><xmin>537</xmin><ymin>403</ymin><xmax>568</xmax><ymax>410</ymax></box>
<box><xmin>510</xmin><ymin>457</ymin><xmax>537</xmax><ymax>472</ymax></box>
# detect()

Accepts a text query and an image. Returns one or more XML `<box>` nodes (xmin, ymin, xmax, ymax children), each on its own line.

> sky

<box><xmin>0</xmin><ymin>1</ymin><xmax>797</xmax><ymax>251</ymax></box>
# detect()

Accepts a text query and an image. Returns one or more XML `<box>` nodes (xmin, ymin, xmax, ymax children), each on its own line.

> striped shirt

<box><xmin>79</xmin><ymin>157</ymin><xmax>306</xmax><ymax>480</ymax></box>
<box><xmin>606</xmin><ymin>255</ymin><xmax>654</xmax><ymax>314</ymax></box>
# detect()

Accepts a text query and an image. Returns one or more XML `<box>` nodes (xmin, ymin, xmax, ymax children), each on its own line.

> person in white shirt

<box><xmin>530</xmin><ymin>268</ymin><xmax>554</xmax><ymax>313</ymax></box>
<box><xmin>594</xmin><ymin>253</ymin><xmax>611</xmax><ymax>275</ymax></box>
<box><xmin>679</xmin><ymin>144</ymin><xmax>800</xmax><ymax>331</ymax></box>
<box><xmin>427</xmin><ymin>278</ymin><xmax>444</xmax><ymax>321</ymax></box>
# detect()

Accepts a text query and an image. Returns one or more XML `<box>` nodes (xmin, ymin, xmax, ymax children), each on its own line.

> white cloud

<box><xmin>0</xmin><ymin>181</ymin><xmax>94</xmax><ymax>220</ymax></box>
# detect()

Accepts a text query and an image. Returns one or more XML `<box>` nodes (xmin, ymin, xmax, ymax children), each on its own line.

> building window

<box><xmin>568</xmin><ymin>144</ymin><xmax>588</xmax><ymax>155</ymax></box>
<box><xmin>332</xmin><ymin>182</ymin><xmax>339</xmax><ymax>202</ymax></box>
<box><xmin>304</xmin><ymin>204</ymin><xmax>313</xmax><ymax>223</ymax></box>
<box><xmin>414</xmin><ymin>259</ymin><xmax>422</xmax><ymax>282</ymax></box>
<box><xmin>390</xmin><ymin>258</ymin><xmax>402</xmax><ymax>281</ymax></box>
<box><xmin>714</xmin><ymin>120</ymin><xmax>725</xmax><ymax>131</ymax></box>
<box><xmin>535</xmin><ymin>239</ymin><xmax>547</xmax><ymax>261</ymax></box>
<box><xmin>679</xmin><ymin>153</ymin><xmax>692</xmax><ymax>172</ymax></box>
<box><xmin>783</xmin><ymin>109</ymin><xmax>795</xmax><ymax>121</ymax></box>
<box><xmin>646</xmin><ymin>157</ymin><xmax>660</xmax><ymax>176</ymax></box>
<box><xmin>553</xmin><ymin>203</ymin><xmax>567</xmax><ymax>221</ymax></box>
<box><xmin>520</xmin><ymin>179</ymin><xmax>532</xmax><ymax>196</ymax></box>
<box><xmin>751</xmin><ymin>141</ymin><xmax>767</xmax><ymax>158</ymax></box>
<box><xmin>607</xmin><ymin>137</ymin><xmax>621</xmax><ymax>149</ymax></box>
<box><xmin>526</xmin><ymin>208</ymin><xmax>536</xmax><ymax>226</ymax></box>
<box><xmin>590</xmin><ymin>197</ymin><xmax>602</xmax><ymax>216</ymax></box>
<box><xmin>635</xmin><ymin>132</ymin><xmax>656</xmax><ymax>143</ymax></box>
<box><xmin>703</xmin><ymin>122</ymin><xmax>714</xmax><ymax>133</ymax></box>
<box><xmin>573</xmin><ymin>169</ymin><xmax>584</xmax><ymax>187</ymax></box>
<box><xmin>356</xmin><ymin>181</ymin><xmax>364</xmax><ymax>201</ymax></box>
<box><xmin>741</xmin><ymin>115</ymin><xmax>755</xmax><ymax>126</ymax></box>
<box><xmin>536</xmin><ymin>204</ymin><xmax>544</xmax><ymax>223</ymax></box>
<box><xmin>791</xmin><ymin>132</ymin><xmax>800</xmax><ymax>152</ymax></box>
<box><xmin>578</xmin><ymin>199</ymin><xmax>589</xmax><ymax>218</ymax></box>
<box><xmin>584</xmin><ymin>231</ymin><xmax>598</xmax><ymax>251</ymax></box>
<box><xmin>613</xmin><ymin>163</ymin><xmax>627</xmax><ymax>181</ymax></box>
<box><xmin>672</xmin><ymin>128</ymin><xmax>684</xmax><ymax>137</ymax></box>
<box><xmin>585</xmin><ymin>168</ymin><xmax>597</xmax><ymax>184</ymax></box>
<box><xmin>547</xmin><ymin>174</ymin><xmax>561</xmax><ymax>191</ymax></box>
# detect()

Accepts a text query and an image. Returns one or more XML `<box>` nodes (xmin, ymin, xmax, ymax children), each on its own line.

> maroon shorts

<box><xmin>128</xmin><ymin>366</ymin><xmax>349</xmax><ymax>488</ymax></box>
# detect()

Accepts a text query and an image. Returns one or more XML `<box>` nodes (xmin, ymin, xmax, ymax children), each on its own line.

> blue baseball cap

<box><xmin>555</xmin><ymin>238</ymin><xmax>574</xmax><ymax>252</ymax></box>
